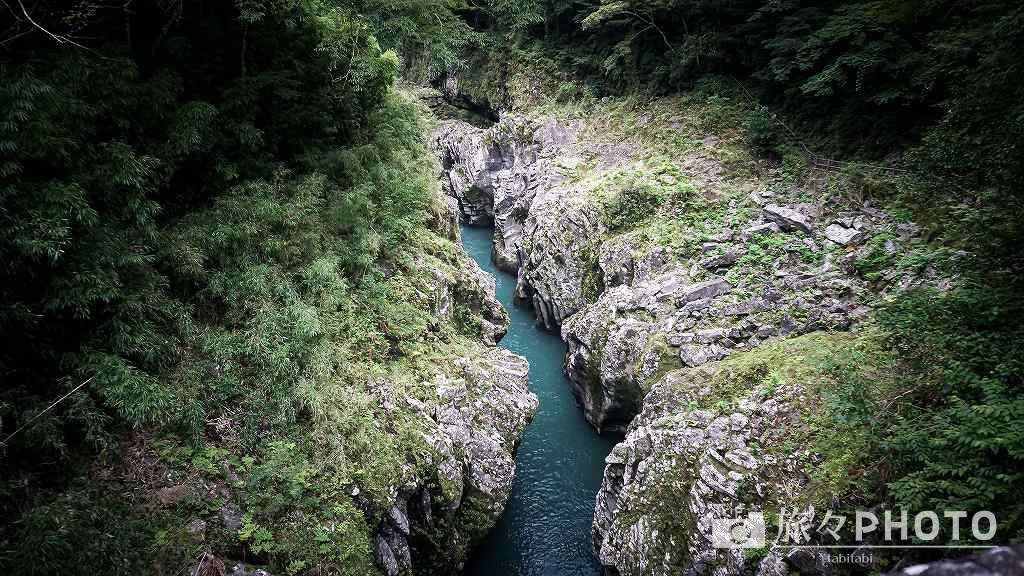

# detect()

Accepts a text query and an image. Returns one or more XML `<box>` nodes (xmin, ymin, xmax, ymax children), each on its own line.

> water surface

<box><xmin>460</xmin><ymin>225</ymin><xmax>619</xmax><ymax>576</ymax></box>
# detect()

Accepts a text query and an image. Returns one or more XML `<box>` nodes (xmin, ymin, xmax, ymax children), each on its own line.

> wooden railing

<box><xmin>806</xmin><ymin>149</ymin><xmax>908</xmax><ymax>176</ymax></box>
<box><xmin>730</xmin><ymin>77</ymin><xmax>908</xmax><ymax>177</ymax></box>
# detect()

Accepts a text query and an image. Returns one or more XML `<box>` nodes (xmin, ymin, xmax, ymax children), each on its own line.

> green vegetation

<box><xmin>0</xmin><ymin>1</ymin><xmax>535</xmax><ymax>574</ymax></box>
<box><xmin>520</xmin><ymin>40</ymin><xmax>1023</xmax><ymax>557</ymax></box>
<box><xmin>724</xmin><ymin>232</ymin><xmax>790</xmax><ymax>288</ymax></box>
<box><xmin>853</xmin><ymin>231</ymin><xmax>899</xmax><ymax>281</ymax></box>
<box><xmin>877</xmin><ymin>287</ymin><xmax>1024</xmax><ymax>540</ymax></box>
<box><xmin>596</xmin><ymin>164</ymin><xmax>684</xmax><ymax>232</ymax></box>
<box><xmin>498</xmin><ymin>56</ymin><xmax>1023</xmax><ymax>552</ymax></box>
<box><xmin>532</xmin><ymin>1</ymin><xmax>1024</xmax><ymax>172</ymax></box>
<box><xmin>2</xmin><ymin>0</ymin><xmax>1023</xmax><ymax>572</ymax></box>
<box><xmin>791</xmin><ymin>284</ymin><xmax>1024</xmax><ymax>546</ymax></box>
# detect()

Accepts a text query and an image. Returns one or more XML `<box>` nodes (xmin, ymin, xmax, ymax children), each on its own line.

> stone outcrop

<box><xmin>824</xmin><ymin>222</ymin><xmax>864</xmax><ymax>246</ymax></box>
<box><xmin>763</xmin><ymin>204</ymin><xmax>815</xmax><ymax>234</ymax></box>
<box><xmin>561</xmin><ymin>286</ymin><xmax>663</xmax><ymax>432</ymax></box>
<box><xmin>428</xmin><ymin>253</ymin><xmax>509</xmax><ymax>346</ymax></box>
<box><xmin>432</xmin><ymin>116</ymin><xmax>561</xmax><ymax>274</ymax></box>
<box><xmin>432</xmin><ymin>120</ymin><xmax>494</xmax><ymax>226</ymax></box>
<box><xmin>375</xmin><ymin>347</ymin><xmax>538</xmax><ymax>575</ymax></box>
<box><xmin>592</xmin><ymin>363</ymin><xmax>811</xmax><ymax>576</ymax></box>
<box><xmin>432</xmin><ymin>113</ymin><xmax>609</xmax><ymax>325</ymax></box>
<box><xmin>363</xmin><ymin>181</ymin><xmax>537</xmax><ymax>574</ymax></box>
<box><xmin>430</xmin><ymin>102</ymin><xmax>940</xmax><ymax>576</ymax></box>
<box><xmin>558</xmin><ymin>195</ymin><xmax>893</xmax><ymax>431</ymax></box>
<box><xmin>517</xmin><ymin>190</ymin><xmax>604</xmax><ymax>330</ymax></box>
<box><xmin>582</xmin><ymin>196</ymin><xmax>933</xmax><ymax>574</ymax></box>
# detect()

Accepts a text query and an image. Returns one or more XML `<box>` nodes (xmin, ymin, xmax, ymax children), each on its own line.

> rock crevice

<box><xmin>430</xmin><ymin>103</ymin><xmax>940</xmax><ymax>576</ymax></box>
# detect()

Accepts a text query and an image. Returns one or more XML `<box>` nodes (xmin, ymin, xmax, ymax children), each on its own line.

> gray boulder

<box><xmin>887</xmin><ymin>545</ymin><xmax>1024</xmax><ymax>576</ymax></box>
<box><xmin>824</xmin><ymin>223</ymin><xmax>865</xmax><ymax>245</ymax></box>
<box><xmin>764</xmin><ymin>205</ymin><xmax>814</xmax><ymax>234</ymax></box>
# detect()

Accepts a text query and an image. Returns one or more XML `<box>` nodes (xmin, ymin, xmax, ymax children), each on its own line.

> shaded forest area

<box><xmin>2</xmin><ymin>0</ymin><xmax>1023</xmax><ymax>573</ymax></box>
<box><xmin>1</xmin><ymin>1</ymin><xmax>509</xmax><ymax>572</ymax></box>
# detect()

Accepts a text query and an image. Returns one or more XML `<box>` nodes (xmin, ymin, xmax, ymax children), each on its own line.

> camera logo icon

<box><xmin>711</xmin><ymin>513</ymin><xmax>766</xmax><ymax>548</ymax></box>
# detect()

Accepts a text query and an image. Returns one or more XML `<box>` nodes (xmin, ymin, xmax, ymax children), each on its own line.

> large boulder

<box><xmin>560</xmin><ymin>234</ymin><xmax>865</xmax><ymax>431</ymax></box>
<box><xmin>379</xmin><ymin>347</ymin><xmax>538</xmax><ymax>574</ymax></box>
<box><xmin>561</xmin><ymin>287</ymin><xmax>664</xmax><ymax>432</ymax></box>
<box><xmin>763</xmin><ymin>204</ymin><xmax>815</xmax><ymax>234</ymax></box>
<box><xmin>427</xmin><ymin>252</ymin><xmax>509</xmax><ymax>346</ymax></box>
<box><xmin>592</xmin><ymin>337</ymin><xmax>829</xmax><ymax>576</ymax></box>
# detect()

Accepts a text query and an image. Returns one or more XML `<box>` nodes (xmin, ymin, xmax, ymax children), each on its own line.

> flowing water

<box><xmin>459</xmin><ymin>225</ymin><xmax>619</xmax><ymax>576</ymax></box>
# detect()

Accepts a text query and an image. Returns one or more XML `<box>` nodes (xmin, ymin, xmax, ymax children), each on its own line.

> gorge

<box><xmin>459</xmin><ymin>224</ymin><xmax>616</xmax><ymax>576</ymax></box>
<box><xmin>2</xmin><ymin>2</ymin><xmax>1022</xmax><ymax>575</ymax></box>
<box><xmin>430</xmin><ymin>94</ymin><xmax>1022</xmax><ymax>575</ymax></box>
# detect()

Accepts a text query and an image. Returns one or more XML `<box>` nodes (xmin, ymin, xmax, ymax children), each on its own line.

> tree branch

<box><xmin>1</xmin><ymin>375</ymin><xmax>95</xmax><ymax>447</ymax></box>
<box><xmin>623</xmin><ymin>9</ymin><xmax>673</xmax><ymax>51</ymax></box>
<box><xmin>15</xmin><ymin>0</ymin><xmax>93</xmax><ymax>50</ymax></box>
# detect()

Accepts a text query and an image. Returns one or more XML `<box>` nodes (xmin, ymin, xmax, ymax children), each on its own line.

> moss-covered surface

<box><xmin>611</xmin><ymin>453</ymin><xmax>699</xmax><ymax>571</ymax></box>
<box><xmin>502</xmin><ymin>82</ymin><xmax>799</xmax><ymax>282</ymax></box>
<box><xmin>637</xmin><ymin>333</ymin><xmax>684</xmax><ymax>394</ymax></box>
<box><xmin>2</xmin><ymin>91</ymin><xmax>523</xmax><ymax>576</ymax></box>
<box><xmin>691</xmin><ymin>329</ymin><xmax>895</xmax><ymax>498</ymax></box>
<box><xmin>459</xmin><ymin>50</ymin><xmax>1023</xmax><ymax>569</ymax></box>
<box><xmin>601</xmin><ymin>329</ymin><xmax>898</xmax><ymax>574</ymax></box>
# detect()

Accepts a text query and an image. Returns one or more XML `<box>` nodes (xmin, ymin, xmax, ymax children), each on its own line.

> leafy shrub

<box><xmin>808</xmin><ymin>284</ymin><xmax>1024</xmax><ymax>544</ymax></box>
<box><xmin>603</xmin><ymin>183</ymin><xmax>665</xmax><ymax>232</ymax></box>
<box><xmin>5</xmin><ymin>482</ymin><xmax>186</xmax><ymax>575</ymax></box>
<box><xmin>743</xmin><ymin>106</ymin><xmax>780</xmax><ymax>156</ymax></box>
<box><xmin>598</xmin><ymin>162</ymin><xmax>697</xmax><ymax>232</ymax></box>
<box><xmin>852</xmin><ymin>232</ymin><xmax>898</xmax><ymax>281</ymax></box>
<box><xmin>878</xmin><ymin>287</ymin><xmax>1024</xmax><ymax>541</ymax></box>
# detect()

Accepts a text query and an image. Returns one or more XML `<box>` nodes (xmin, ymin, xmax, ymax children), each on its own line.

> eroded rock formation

<box><xmin>379</xmin><ymin>347</ymin><xmax>538</xmax><ymax>575</ymax></box>
<box><xmin>431</xmin><ymin>103</ymin><xmax>943</xmax><ymax>576</ymax></box>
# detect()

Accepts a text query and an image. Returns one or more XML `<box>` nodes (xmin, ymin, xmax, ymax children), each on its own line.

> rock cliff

<box><xmin>591</xmin><ymin>334</ymin><xmax>843</xmax><ymax>576</ymax></box>
<box><xmin>430</xmin><ymin>92</ymin><xmax>946</xmax><ymax>575</ymax></box>
<box><xmin>370</xmin><ymin>177</ymin><xmax>539</xmax><ymax>575</ymax></box>
<box><xmin>379</xmin><ymin>347</ymin><xmax>538</xmax><ymax>575</ymax></box>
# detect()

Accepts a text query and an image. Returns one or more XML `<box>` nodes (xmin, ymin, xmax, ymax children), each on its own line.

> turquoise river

<box><xmin>460</xmin><ymin>225</ymin><xmax>619</xmax><ymax>576</ymax></box>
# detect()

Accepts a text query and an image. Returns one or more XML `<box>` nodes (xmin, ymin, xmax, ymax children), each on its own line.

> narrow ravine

<box><xmin>459</xmin><ymin>225</ymin><xmax>619</xmax><ymax>575</ymax></box>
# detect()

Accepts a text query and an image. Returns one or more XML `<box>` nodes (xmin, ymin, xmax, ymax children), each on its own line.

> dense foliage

<box><xmin>0</xmin><ymin>0</ymin><xmax>520</xmax><ymax>573</ymax></box>
<box><xmin>881</xmin><ymin>287</ymin><xmax>1024</xmax><ymax>536</ymax></box>
<box><xmin>2</xmin><ymin>0</ymin><xmax>1022</xmax><ymax>572</ymax></box>
<box><xmin>808</xmin><ymin>280</ymin><xmax>1024</xmax><ymax>547</ymax></box>
<box><xmin>464</xmin><ymin>1</ymin><xmax>1024</xmax><ymax>182</ymax></box>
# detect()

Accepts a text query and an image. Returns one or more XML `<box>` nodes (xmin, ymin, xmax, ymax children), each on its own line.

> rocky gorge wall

<box><xmin>430</xmin><ymin>95</ymin><xmax>953</xmax><ymax>576</ymax></box>
<box><xmin>366</xmin><ymin>198</ymin><xmax>539</xmax><ymax>575</ymax></box>
<box><xmin>170</xmin><ymin>160</ymin><xmax>539</xmax><ymax>576</ymax></box>
<box><xmin>372</xmin><ymin>348</ymin><xmax>538</xmax><ymax>576</ymax></box>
